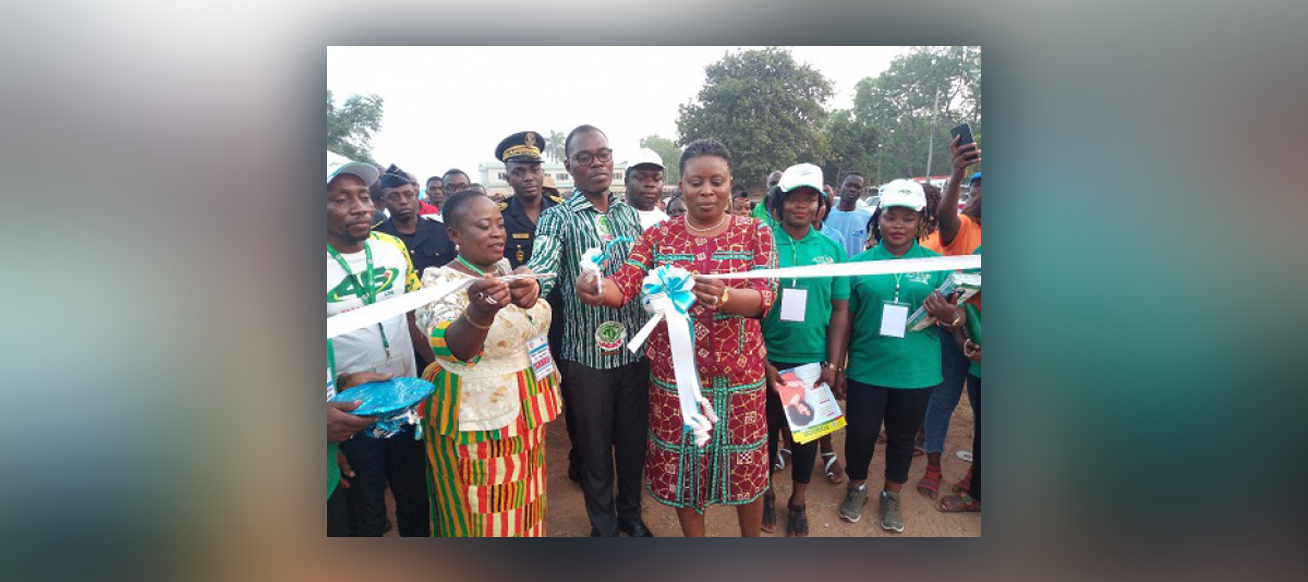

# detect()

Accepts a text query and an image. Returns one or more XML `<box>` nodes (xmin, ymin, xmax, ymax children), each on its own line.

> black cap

<box><xmin>495</xmin><ymin>131</ymin><xmax>545</xmax><ymax>163</ymax></box>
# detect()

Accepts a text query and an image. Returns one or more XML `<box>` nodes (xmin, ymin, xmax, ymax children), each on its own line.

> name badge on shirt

<box><xmin>596</xmin><ymin>215</ymin><xmax>614</xmax><ymax>243</ymax></box>
<box><xmin>780</xmin><ymin>287</ymin><xmax>808</xmax><ymax>322</ymax></box>
<box><xmin>880</xmin><ymin>301</ymin><xmax>909</xmax><ymax>338</ymax></box>
<box><xmin>527</xmin><ymin>335</ymin><xmax>555</xmax><ymax>378</ymax></box>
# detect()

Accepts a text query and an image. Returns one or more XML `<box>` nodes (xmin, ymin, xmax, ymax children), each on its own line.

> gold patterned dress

<box><xmin>417</xmin><ymin>259</ymin><xmax>562</xmax><ymax>536</ymax></box>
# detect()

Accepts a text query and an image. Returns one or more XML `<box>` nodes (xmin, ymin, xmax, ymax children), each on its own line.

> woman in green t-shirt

<box><xmin>759</xmin><ymin>164</ymin><xmax>851</xmax><ymax>537</ymax></box>
<box><xmin>838</xmin><ymin>179</ymin><xmax>963</xmax><ymax>534</ymax></box>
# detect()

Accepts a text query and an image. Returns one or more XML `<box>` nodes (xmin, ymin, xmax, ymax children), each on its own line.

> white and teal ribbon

<box><xmin>627</xmin><ymin>265</ymin><xmax>718</xmax><ymax>447</ymax></box>
<box><xmin>702</xmin><ymin>254</ymin><xmax>979</xmax><ymax>280</ymax></box>
<box><xmin>326</xmin><ymin>273</ymin><xmax>554</xmax><ymax>339</ymax></box>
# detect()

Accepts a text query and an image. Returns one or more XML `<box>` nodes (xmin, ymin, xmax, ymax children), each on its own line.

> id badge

<box><xmin>880</xmin><ymin>301</ymin><xmax>909</xmax><ymax>338</ymax></box>
<box><xmin>595</xmin><ymin>215</ymin><xmax>614</xmax><ymax>243</ymax></box>
<box><xmin>527</xmin><ymin>335</ymin><xmax>555</xmax><ymax>378</ymax></box>
<box><xmin>780</xmin><ymin>287</ymin><xmax>808</xmax><ymax>322</ymax></box>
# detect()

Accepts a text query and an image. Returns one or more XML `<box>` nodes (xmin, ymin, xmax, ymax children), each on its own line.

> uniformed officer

<box><xmin>494</xmin><ymin>130</ymin><xmax>580</xmax><ymax>483</ymax></box>
<box><xmin>495</xmin><ymin>131</ymin><xmax>563</xmax><ymax>269</ymax></box>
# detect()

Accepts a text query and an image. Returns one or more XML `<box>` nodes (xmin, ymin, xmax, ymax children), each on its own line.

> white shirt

<box><xmin>327</xmin><ymin>235</ymin><xmax>417</xmax><ymax>377</ymax></box>
<box><xmin>636</xmin><ymin>208</ymin><xmax>670</xmax><ymax>231</ymax></box>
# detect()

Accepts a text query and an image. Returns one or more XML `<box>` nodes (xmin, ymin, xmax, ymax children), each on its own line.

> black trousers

<box><xmin>337</xmin><ymin>424</ymin><xmax>430</xmax><ymax>536</ymax></box>
<box><xmin>327</xmin><ymin>484</ymin><xmax>349</xmax><ymax>536</ymax></box>
<box><xmin>561</xmin><ymin>358</ymin><xmax>650</xmax><ymax>536</ymax></box>
<box><xmin>844</xmin><ymin>380</ymin><xmax>935</xmax><ymax>484</ymax></box>
<box><xmin>967</xmin><ymin>374</ymin><xmax>981</xmax><ymax>501</ymax></box>
<box><xmin>766</xmin><ymin>360</ymin><xmax>817</xmax><ymax>486</ymax></box>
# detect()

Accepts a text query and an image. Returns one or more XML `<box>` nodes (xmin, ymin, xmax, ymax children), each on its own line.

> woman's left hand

<box><xmin>508</xmin><ymin>266</ymin><xmax>540</xmax><ymax>309</ymax></box>
<box><xmin>692</xmin><ymin>274</ymin><xmax>727</xmax><ymax>310</ymax></box>
<box><xmin>923</xmin><ymin>291</ymin><xmax>960</xmax><ymax>324</ymax></box>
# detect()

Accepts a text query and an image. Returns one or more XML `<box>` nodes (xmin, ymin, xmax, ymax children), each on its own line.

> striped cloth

<box><xmin>418</xmin><ymin>264</ymin><xmax>562</xmax><ymax>536</ymax></box>
<box><xmin>526</xmin><ymin>189</ymin><xmax>650</xmax><ymax>369</ymax></box>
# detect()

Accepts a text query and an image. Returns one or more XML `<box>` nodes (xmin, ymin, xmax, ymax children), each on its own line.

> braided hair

<box><xmin>867</xmin><ymin>181</ymin><xmax>935</xmax><ymax>248</ymax></box>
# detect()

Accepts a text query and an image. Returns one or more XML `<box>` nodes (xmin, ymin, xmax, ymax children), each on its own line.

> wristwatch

<box><xmin>822</xmin><ymin>361</ymin><xmax>841</xmax><ymax>372</ymax></box>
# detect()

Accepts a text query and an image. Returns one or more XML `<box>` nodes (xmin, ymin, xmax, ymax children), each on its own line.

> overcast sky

<box><xmin>327</xmin><ymin>46</ymin><xmax>917</xmax><ymax>186</ymax></box>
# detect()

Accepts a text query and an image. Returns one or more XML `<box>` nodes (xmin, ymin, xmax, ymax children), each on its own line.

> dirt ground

<box><xmin>387</xmin><ymin>391</ymin><xmax>979</xmax><ymax>537</ymax></box>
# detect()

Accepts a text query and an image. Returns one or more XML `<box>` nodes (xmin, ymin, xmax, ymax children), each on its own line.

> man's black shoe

<box><xmin>618</xmin><ymin>520</ymin><xmax>654</xmax><ymax>537</ymax></box>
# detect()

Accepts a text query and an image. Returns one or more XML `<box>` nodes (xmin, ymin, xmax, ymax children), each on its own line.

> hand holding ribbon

<box><xmin>627</xmin><ymin>264</ymin><xmax>718</xmax><ymax>448</ymax></box>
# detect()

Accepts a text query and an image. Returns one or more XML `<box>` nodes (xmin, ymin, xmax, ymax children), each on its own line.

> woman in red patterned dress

<box><xmin>577</xmin><ymin>139</ymin><xmax>778</xmax><ymax>536</ymax></box>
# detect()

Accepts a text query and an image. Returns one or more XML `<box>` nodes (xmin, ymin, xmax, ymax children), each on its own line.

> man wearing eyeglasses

<box><xmin>527</xmin><ymin>125</ymin><xmax>653</xmax><ymax>537</ymax></box>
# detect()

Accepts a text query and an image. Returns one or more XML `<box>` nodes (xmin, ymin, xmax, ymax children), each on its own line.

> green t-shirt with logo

<box><xmin>846</xmin><ymin>241</ymin><xmax>948</xmax><ymax>389</ymax></box>
<box><xmin>327</xmin><ymin>339</ymin><xmax>339</xmax><ymax>499</ymax></box>
<box><xmin>763</xmin><ymin>226</ymin><xmax>849</xmax><ymax>365</ymax></box>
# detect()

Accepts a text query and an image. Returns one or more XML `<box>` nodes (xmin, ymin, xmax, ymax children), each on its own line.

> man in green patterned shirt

<box><xmin>527</xmin><ymin>124</ymin><xmax>653</xmax><ymax>537</ymax></box>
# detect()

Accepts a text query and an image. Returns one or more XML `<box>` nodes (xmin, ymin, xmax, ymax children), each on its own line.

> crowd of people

<box><xmin>326</xmin><ymin>124</ymin><xmax>982</xmax><ymax>537</ymax></box>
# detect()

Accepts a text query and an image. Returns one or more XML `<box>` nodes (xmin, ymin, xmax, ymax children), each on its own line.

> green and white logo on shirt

<box><xmin>327</xmin><ymin>267</ymin><xmax>400</xmax><ymax>303</ymax></box>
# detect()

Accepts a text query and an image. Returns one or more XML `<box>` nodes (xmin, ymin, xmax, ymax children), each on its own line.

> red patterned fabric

<box><xmin>610</xmin><ymin>215</ymin><xmax>778</xmax><ymax>511</ymax></box>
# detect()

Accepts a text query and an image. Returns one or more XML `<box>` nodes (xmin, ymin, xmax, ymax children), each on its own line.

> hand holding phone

<box><xmin>949</xmin><ymin>122</ymin><xmax>980</xmax><ymax>171</ymax></box>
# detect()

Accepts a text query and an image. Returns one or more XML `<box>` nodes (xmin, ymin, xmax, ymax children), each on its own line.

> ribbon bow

<box><xmin>628</xmin><ymin>265</ymin><xmax>719</xmax><ymax>447</ymax></box>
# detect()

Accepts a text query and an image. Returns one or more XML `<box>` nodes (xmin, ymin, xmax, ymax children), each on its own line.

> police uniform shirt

<box><xmin>500</xmin><ymin>193</ymin><xmax>563</xmax><ymax>269</ymax></box>
<box><xmin>374</xmin><ymin>215</ymin><xmax>456</xmax><ymax>278</ymax></box>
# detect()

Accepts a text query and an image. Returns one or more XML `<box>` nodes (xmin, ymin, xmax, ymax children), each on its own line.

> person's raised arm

<box><xmin>937</xmin><ymin>136</ymin><xmax>981</xmax><ymax>246</ymax></box>
<box><xmin>438</xmin><ymin>276</ymin><xmax>511</xmax><ymax>362</ymax></box>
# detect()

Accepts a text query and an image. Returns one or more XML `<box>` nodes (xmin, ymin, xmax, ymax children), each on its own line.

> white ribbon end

<box><xmin>627</xmin><ymin>312</ymin><xmax>664</xmax><ymax>353</ymax></box>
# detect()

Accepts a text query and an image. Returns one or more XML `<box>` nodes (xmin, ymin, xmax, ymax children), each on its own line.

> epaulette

<box><xmin>549</xmin><ymin>195</ymin><xmax>563</xmax><ymax>203</ymax></box>
<box><xmin>497</xmin><ymin>201</ymin><xmax>509</xmax><ymax>211</ymax></box>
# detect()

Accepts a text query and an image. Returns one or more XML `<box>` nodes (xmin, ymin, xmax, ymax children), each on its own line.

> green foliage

<box><xmin>546</xmin><ymin>130</ymin><xmax>565</xmax><ymax>163</ymax></box>
<box><xmin>821</xmin><ymin>109</ymin><xmax>880</xmax><ymax>187</ymax></box>
<box><xmin>327</xmin><ymin>89</ymin><xmax>384</xmax><ymax>164</ymax></box>
<box><xmin>638</xmin><ymin>134</ymin><xmax>682</xmax><ymax>184</ymax></box>
<box><xmin>676</xmin><ymin>48</ymin><xmax>833</xmax><ymax>193</ymax></box>
<box><xmin>851</xmin><ymin>46</ymin><xmax>981</xmax><ymax>183</ymax></box>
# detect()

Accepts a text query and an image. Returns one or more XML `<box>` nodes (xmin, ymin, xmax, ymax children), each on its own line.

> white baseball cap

<box><xmin>878</xmin><ymin>179</ymin><xmax>926</xmax><ymax>211</ymax></box>
<box><xmin>778</xmin><ymin>163</ymin><xmax>823</xmax><ymax>193</ymax></box>
<box><xmin>327</xmin><ymin>151</ymin><xmax>379</xmax><ymax>186</ymax></box>
<box><xmin>626</xmin><ymin>147</ymin><xmax>665</xmax><ymax>170</ymax></box>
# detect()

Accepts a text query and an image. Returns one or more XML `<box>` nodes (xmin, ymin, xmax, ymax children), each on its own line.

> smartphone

<box><xmin>950</xmin><ymin>122</ymin><xmax>974</xmax><ymax>147</ymax></box>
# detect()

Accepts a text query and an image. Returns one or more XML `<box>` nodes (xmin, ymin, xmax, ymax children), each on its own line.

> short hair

<box><xmin>565</xmin><ymin>124</ymin><xmax>607</xmax><ymax>156</ymax></box>
<box><xmin>442</xmin><ymin>169</ymin><xmax>470</xmax><ymax>182</ymax></box>
<box><xmin>441</xmin><ymin>190</ymin><xmax>490</xmax><ymax>229</ymax></box>
<box><xmin>426</xmin><ymin>176</ymin><xmax>443</xmax><ymax>187</ymax></box>
<box><xmin>840</xmin><ymin>171</ymin><xmax>865</xmax><ymax>185</ymax></box>
<box><xmin>679</xmin><ymin>139</ymin><xmax>733</xmax><ymax>176</ymax></box>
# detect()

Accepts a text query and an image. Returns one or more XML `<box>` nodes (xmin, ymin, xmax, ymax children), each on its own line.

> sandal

<box><xmin>786</xmin><ymin>503</ymin><xmax>809</xmax><ymax>537</ymax></box>
<box><xmin>774</xmin><ymin>447</ymin><xmax>791</xmax><ymax>472</ymax></box>
<box><xmin>761</xmin><ymin>489</ymin><xmax>777</xmax><ymax>533</ymax></box>
<box><xmin>822</xmin><ymin>452</ymin><xmax>846</xmax><ymax>484</ymax></box>
<box><xmin>915</xmin><ymin>464</ymin><xmax>942</xmax><ymax>499</ymax></box>
<box><xmin>952</xmin><ymin>467</ymin><xmax>973</xmax><ymax>495</ymax></box>
<box><xmin>937</xmin><ymin>493</ymin><xmax>980</xmax><ymax>513</ymax></box>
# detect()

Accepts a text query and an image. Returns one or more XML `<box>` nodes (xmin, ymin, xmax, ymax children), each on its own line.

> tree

<box><xmin>821</xmin><ymin>109</ymin><xmax>881</xmax><ymax>186</ymax></box>
<box><xmin>327</xmin><ymin>89</ymin><xmax>384</xmax><ymax>164</ymax></box>
<box><xmin>852</xmin><ymin>46</ymin><xmax>980</xmax><ymax>182</ymax></box>
<box><xmin>545</xmin><ymin>130</ymin><xmax>565</xmax><ymax>163</ymax></box>
<box><xmin>639</xmin><ymin>134</ymin><xmax>681</xmax><ymax>184</ymax></box>
<box><xmin>676</xmin><ymin>47</ymin><xmax>833</xmax><ymax>193</ymax></box>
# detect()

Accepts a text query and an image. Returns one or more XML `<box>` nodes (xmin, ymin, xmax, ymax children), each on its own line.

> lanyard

<box><xmin>328</xmin><ymin>242</ymin><xmax>391</xmax><ymax>356</ymax></box>
<box><xmin>892</xmin><ymin>272</ymin><xmax>904</xmax><ymax>303</ymax></box>
<box><xmin>456</xmin><ymin>255</ymin><xmax>487</xmax><ymax>276</ymax></box>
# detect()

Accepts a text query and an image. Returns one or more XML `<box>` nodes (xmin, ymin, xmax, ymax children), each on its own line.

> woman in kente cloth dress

<box><xmin>417</xmin><ymin>191</ymin><xmax>561</xmax><ymax>537</ymax></box>
<box><xmin>578</xmin><ymin>139</ymin><xmax>778</xmax><ymax>536</ymax></box>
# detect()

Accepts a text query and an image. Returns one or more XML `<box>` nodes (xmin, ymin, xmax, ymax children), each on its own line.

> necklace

<box><xmin>685</xmin><ymin>213</ymin><xmax>729</xmax><ymax>233</ymax></box>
